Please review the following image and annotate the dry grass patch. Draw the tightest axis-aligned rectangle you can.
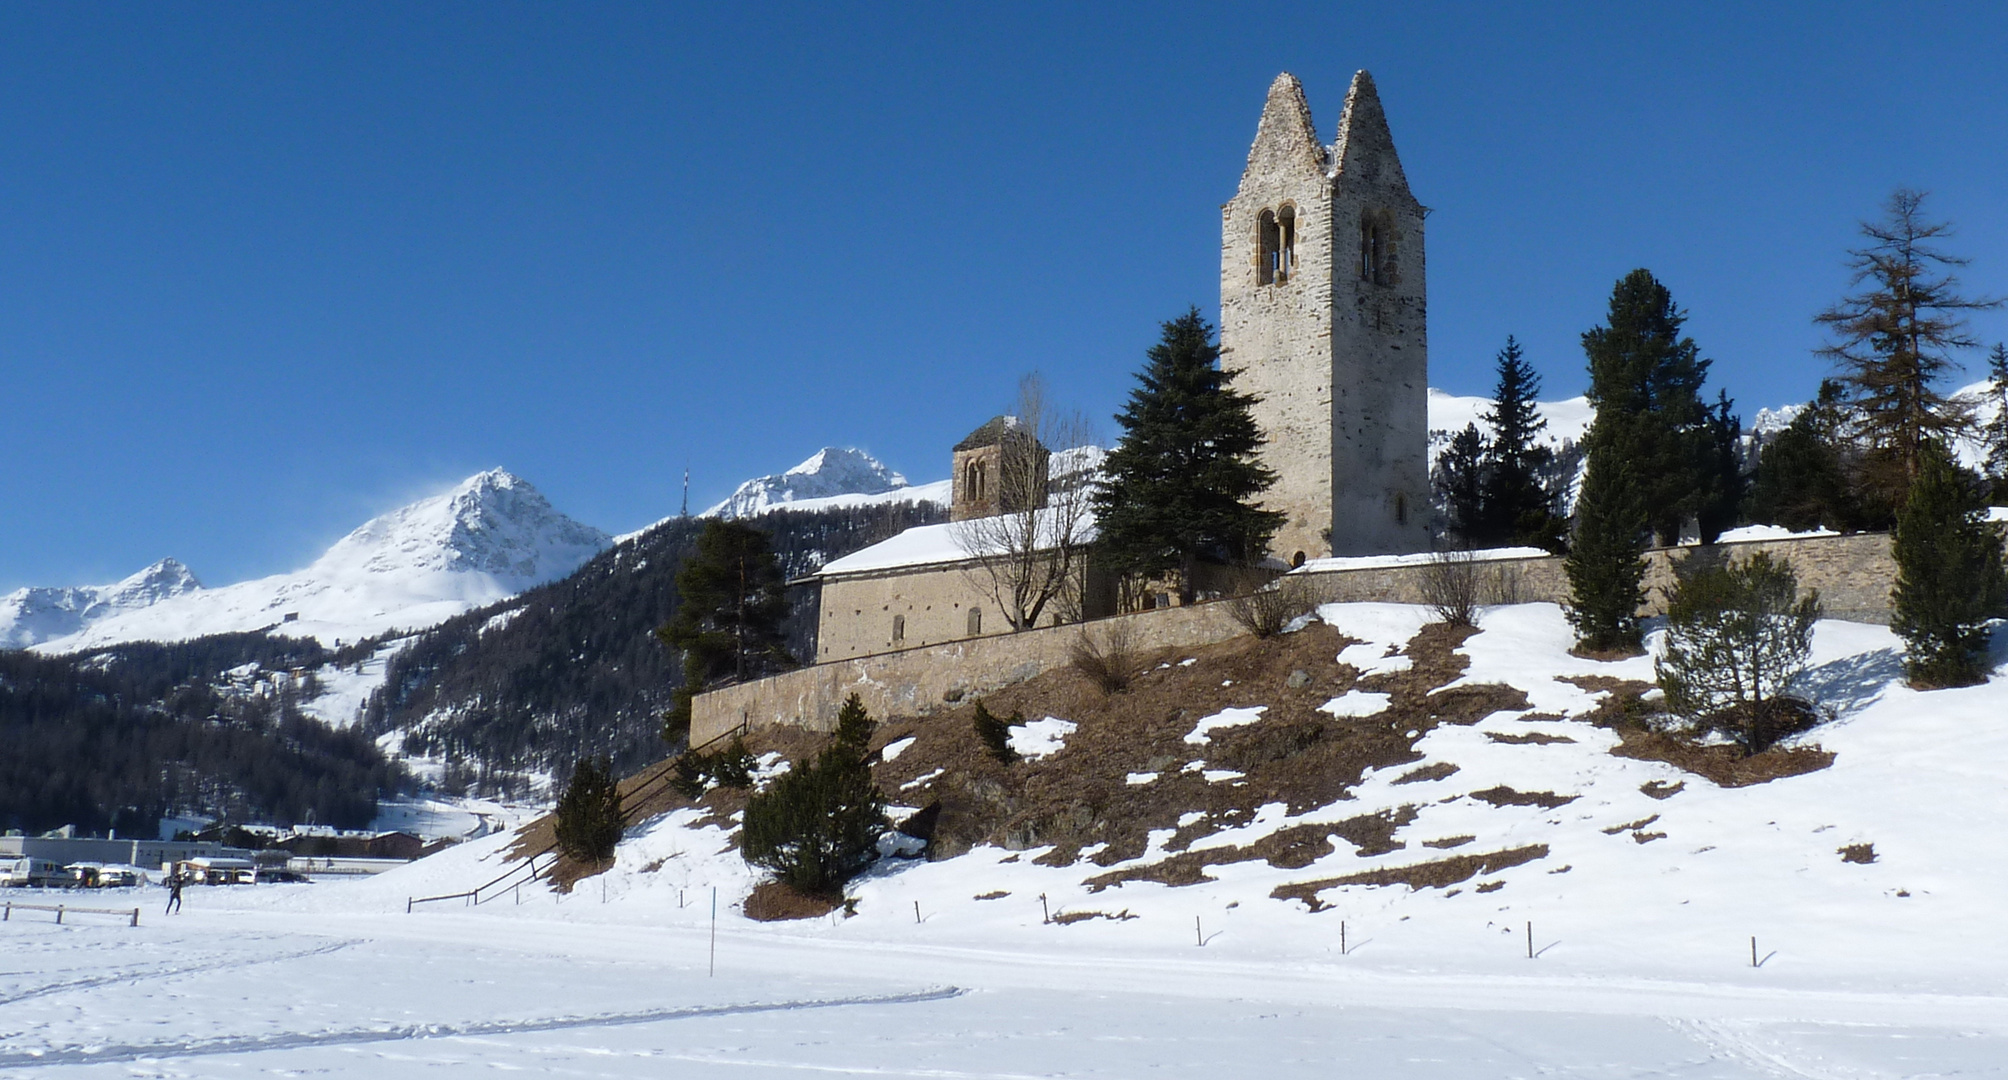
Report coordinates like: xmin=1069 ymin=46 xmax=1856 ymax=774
xmin=1422 ymin=834 xmax=1475 ymax=849
xmin=1485 ymin=730 xmax=1574 ymax=745
xmin=1468 ymin=785 xmax=1578 ymax=809
xmin=1083 ymin=808 xmax=1415 ymax=892
xmin=1052 ymin=909 xmax=1136 ymax=925
xmin=1272 ymin=844 xmax=1550 ymax=910
xmin=1610 ymin=729 xmax=1835 ymax=787
xmin=1640 ymin=780 xmax=1685 ymax=800
xmin=1392 ymin=762 xmax=1460 ymax=785
xmin=1838 ymin=842 xmax=1877 ymax=864
xmin=743 ymin=880 xmax=841 ymax=921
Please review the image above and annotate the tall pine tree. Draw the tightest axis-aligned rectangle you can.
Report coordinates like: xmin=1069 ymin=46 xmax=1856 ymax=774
xmin=1749 ymin=379 xmax=1871 ymax=532
xmin=1477 ymin=335 xmax=1559 ymax=547
xmin=1983 ymin=342 xmax=2008 ymax=502
xmin=1094 ymin=308 xmax=1284 ymax=604
xmin=1817 ymin=190 xmax=2002 ymax=511
xmin=654 ymin=519 xmax=795 ymax=742
xmin=1565 ymin=435 xmax=1651 ymax=655
xmin=1431 ymin=423 xmax=1489 ymax=545
xmin=1891 ymin=440 xmax=2007 ymax=688
xmin=1581 ymin=269 xmax=1717 ymax=546
xmin=1696 ymin=390 xmax=1746 ymax=544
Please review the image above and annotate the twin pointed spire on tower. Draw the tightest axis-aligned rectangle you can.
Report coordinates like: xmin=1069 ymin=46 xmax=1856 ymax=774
xmin=1242 ymin=69 xmax=1411 ymax=199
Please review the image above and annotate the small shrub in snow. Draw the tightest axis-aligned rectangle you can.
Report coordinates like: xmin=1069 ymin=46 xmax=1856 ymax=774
xmin=553 ymin=756 xmax=623 ymax=865
xmin=971 ymin=700 xmax=1023 ymax=764
xmin=668 ymin=736 xmax=756 ymax=800
xmin=1654 ymin=552 xmax=1821 ymax=754
xmin=1419 ymin=550 xmax=1481 ymax=628
xmin=1225 ymin=576 xmax=1315 ymax=638
xmin=1891 ymin=441 xmax=2007 ymax=689
xmin=741 ymin=702 xmax=887 ymax=899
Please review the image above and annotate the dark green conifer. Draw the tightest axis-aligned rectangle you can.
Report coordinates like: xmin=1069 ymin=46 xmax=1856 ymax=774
xmin=971 ymin=700 xmax=1023 ymax=764
xmin=1431 ymin=423 xmax=1489 ymax=545
xmin=740 ymin=704 xmax=888 ymax=898
xmin=1983 ymin=342 xmax=2008 ymax=502
xmin=1749 ymin=380 xmax=1873 ymax=532
xmin=1478 ymin=336 xmax=1559 ymax=546
xmin=1891 ymin=441 xmax=2007 ymax=688
xmin=832 ymin=693 xmax=875 ymax=756
xmin=655 ymin=519 xmax=795 ymax=741
xmin=1094 ymin=307 xmax=1284 ymax=604
xmin=553 ymin=756 xmax=623 ymax=864
xmin=1696 ymin=391 xmax=1746 ymax=544
xmin=1565 ymin=436 xmax=1650 ymax=655
xmin=1581 ymin=270 xmax=1716 ymax=546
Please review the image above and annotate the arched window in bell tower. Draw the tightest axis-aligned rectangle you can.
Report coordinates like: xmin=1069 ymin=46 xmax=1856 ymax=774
xmin=1360 ymin=210 xmax=1394 ymax=286
xmin=1257 ymin=209 xmax=1280 ymax=286
xmin=1276 ymin=204 xmax=1296 ymax=283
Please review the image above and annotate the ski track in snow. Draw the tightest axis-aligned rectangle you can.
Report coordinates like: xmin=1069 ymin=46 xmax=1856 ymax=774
xmin=0 ymin=986 xmax=964 ymax=1069
xmin=0 ymin=939 xmax=352 ymax=1006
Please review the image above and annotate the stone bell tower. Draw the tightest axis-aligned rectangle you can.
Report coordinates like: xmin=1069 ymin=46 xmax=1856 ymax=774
xmin=1220 ymin=70 xmax=1430 ymax=562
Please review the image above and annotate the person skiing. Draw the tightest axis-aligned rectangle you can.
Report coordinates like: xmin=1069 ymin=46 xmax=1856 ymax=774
xmin=164 ymin=870 xmax=184 ymax=915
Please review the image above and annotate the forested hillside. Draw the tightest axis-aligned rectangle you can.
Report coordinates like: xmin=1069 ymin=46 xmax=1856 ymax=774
xmin=360 ymin=501 xmax=946 ymax=789
xmin=0 ymin=644 xmax=405 ymax=836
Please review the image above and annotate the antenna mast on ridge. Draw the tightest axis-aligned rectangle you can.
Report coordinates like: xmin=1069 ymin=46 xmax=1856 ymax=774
xmin=680 ymin=468 xmax=690 ymax=518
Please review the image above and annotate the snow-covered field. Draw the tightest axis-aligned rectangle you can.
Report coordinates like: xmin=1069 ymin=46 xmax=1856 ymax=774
xmin=8 ymin=603 xmax=2008 ymax=1077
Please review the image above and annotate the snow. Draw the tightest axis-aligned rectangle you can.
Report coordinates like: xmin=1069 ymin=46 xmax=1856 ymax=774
xmin=10 ymin=602 xmax=2008 ymax=1075
xmin=1426 ymin=387 xmax=1593 ymax=450
xmin=0 ymin=558 xmax=201 ymax=649
xmin=1294 ymin=545 xmax=1550 ymax=575
xmin=1710 ymin=523 xmax=1842 ymax=543
xmin=296 ymin=638 xmax=411 ymax=728
xmin=1006 ymin=716 xmax=1076 ymax=761
xmin=1184 ymin=705 xmax=1267 ymax=744
xmin=699 ymin=447 xmax=939 ymax=520
xmin=817 ymin=504 xmax=1098 ymax=576
xmin=18 ymin=470 xmax=608 ymax=654
xmin=1318 ymin=690 xmax=1393 ymax=717
xmin=879 ymin=736 xmax=916 ymax=762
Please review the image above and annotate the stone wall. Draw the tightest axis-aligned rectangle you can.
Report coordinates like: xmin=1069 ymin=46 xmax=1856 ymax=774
xmin=694 ymin=531 xmax=1904 ymax=745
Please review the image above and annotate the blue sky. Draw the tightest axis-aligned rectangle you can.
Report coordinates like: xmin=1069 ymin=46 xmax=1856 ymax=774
xmin=6 ymin=3 xmax=2008 ymax=590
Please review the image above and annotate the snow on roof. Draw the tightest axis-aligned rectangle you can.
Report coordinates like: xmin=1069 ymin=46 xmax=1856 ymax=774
xmin=816 ymin=506 xmax=1097 ymax=578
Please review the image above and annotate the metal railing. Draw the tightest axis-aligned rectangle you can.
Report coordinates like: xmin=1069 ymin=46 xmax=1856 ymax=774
xmin=406 ymin=728 xmax=745 ymax=913
xmin=3 ymin=900 xmax=140 ymax=926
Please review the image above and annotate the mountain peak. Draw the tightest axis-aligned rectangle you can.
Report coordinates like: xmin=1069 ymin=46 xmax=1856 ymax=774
xmin=315 ymin=469 xmax=611 ymax=588
xmin=706 ymin=448 xmax=910 ymax=519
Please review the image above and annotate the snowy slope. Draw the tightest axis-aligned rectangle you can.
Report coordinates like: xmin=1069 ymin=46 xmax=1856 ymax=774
xmin=15 ymin=604 xmax=2007 ymax=1076
xmin=0 ymin=558 xmax=201 ymax=648
xmin=28 ymin=469 xmax=609 ymax=653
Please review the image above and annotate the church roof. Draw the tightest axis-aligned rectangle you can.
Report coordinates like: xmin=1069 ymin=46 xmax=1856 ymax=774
xmin=952 ymin=415 xmax=1041 ymax=452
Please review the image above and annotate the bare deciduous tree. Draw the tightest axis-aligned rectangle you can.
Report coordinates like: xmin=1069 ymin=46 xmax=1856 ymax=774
xmin=953 ymin=374 xmax=1097 ymax=631
xmin=1817 ymin=189 xmax=2002 ymax=510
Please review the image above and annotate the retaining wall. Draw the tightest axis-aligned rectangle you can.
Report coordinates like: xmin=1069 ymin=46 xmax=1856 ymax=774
xmin=691 ymin=531 xmax=1901 ymax=745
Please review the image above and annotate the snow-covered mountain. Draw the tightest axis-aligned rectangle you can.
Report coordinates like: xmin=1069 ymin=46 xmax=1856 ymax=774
xmin=0 ymin=558 xmax=203 ymax=649
xmin=703 ymin=447 xmax=930 ymax=519
xmin=1426 ymin=388 xmax=1593 ymax=454
xmin=15 ymin=469 xmax=609 ymax=654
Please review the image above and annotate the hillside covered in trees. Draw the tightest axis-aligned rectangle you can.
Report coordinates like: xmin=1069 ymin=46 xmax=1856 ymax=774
xmin=0 ymin=638 xmax=405 ymax=836
xmin=359 ymin=500 xmax=946 ymax=790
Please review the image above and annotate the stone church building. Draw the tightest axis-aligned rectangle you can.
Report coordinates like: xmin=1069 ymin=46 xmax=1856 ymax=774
xmin=806 ymin=70 xmax=1429 ymax=661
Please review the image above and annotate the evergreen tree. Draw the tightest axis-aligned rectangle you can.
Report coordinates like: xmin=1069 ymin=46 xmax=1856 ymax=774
xmin=1565 ymin=434 xmax=1651 ymax=654
xmin=1094 ymin=307 xmax=1284 ymax=603
xmin=1696 ymin=391 xmax=1746 ymax=544
xmin=1817 ymin=190 xmax=2002 ymax=511
xmin=1984 ymin=342 xmax=2008 ymax=502
xmin=1431 ymin=423 xmax=1489 ymax=545
xmin=654 ymin=519 xmax=795 ymax=741
xmin=971 ymin=700 xmax=1023 ymax=764
xmin=1655 ymin=552 xmax=1821 ymax=755
xmin=1748 ymin=380 xmax=1873 ymax=532
xmin=1891 ymin=441 xmax=2008 ymax=688
xmin=832 ymin=693 xmax=875 ymax=755
xmin=1581 ymin=269 xmax=1717 ymax=545
xmin=553 ymin=756 xmax=624 ymax=864
xmin=740 ymin=703 xmax=888 ymax=898
xmin=1478 ymin=336 xmax=1560 ymax=546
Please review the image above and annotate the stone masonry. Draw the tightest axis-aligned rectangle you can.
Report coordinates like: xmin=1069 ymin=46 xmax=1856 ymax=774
xmin=1222 ymin=71 xmax=1430 ymax=563
xmin=693 ymin=532 xmax=1913 ymax=746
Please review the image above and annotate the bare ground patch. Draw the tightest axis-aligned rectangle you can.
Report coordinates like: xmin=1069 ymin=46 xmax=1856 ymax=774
xmin=1271 ymin=844 xmax=1551 ymax=910
xmin=1468 ymin=786 xmax=1578 ymax=809
xmin=743 ymin=880 xmax=841 ymax=921
xmin=1082 ymin=808 xmax=1416 ymax=892
xmin=1610 ymin=729 xmax=1836 ymax=787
